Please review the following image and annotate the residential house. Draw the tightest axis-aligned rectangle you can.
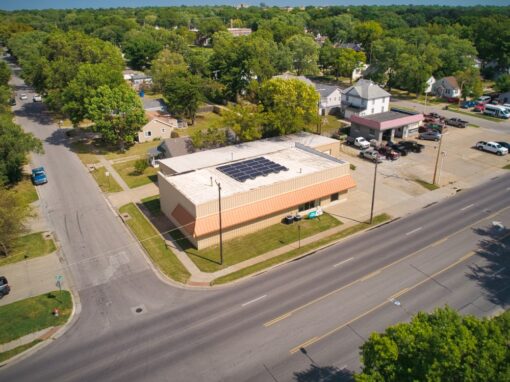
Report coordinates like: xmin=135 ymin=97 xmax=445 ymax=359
xmin=137 ymin=119 xmax=176 ymax=143
xmin=147 ymin=136 xmax=195 ymax=167
xmin=227 ymin=28 xmax=252 ymax=37
xmin=432 ymin=77 xmax=461 ymax=99
xmin=315 ymin=84 xmax=342 ymax=115
xmin=352 ymin=63 xmax=370 ymax=83
xmin=273 ymin=73 xmax=314 ymax=87
xmin=498 ymin=91 xmax=510 ymax=104
xmin=341 ymin=79 xmax=391 ymax=120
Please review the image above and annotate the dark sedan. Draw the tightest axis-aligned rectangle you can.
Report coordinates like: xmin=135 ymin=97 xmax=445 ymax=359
xmin=398 ymin=140 xmax=425 ymax=153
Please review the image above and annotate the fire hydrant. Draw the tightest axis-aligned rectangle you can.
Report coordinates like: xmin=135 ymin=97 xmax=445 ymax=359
xmin=53 ymin=308 xmax=60 ymax=317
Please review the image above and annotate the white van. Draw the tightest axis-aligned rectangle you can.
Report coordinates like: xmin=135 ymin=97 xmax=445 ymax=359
xmin=503 ymin=104 xmax=510 ymax=113
xmin=484 ymin=104 xmax=510 ymax=119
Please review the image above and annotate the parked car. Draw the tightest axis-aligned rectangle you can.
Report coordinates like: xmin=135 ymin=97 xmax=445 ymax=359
xmin=419 ymin=131 xmax=442 ymax=141
xmin=9 ymin=98 xmax=16 ymax=106
xmin=386 ymin=142 xmax=409 ymax=156
xmin=473 ymin=103 xmax=485 ymax=112
xmin=398 ymin=140 xmax=425 ymax=153
xmin=33 ymin=94 xmax=42 ymax=102
xmin=378 ymin=146 xmax=400 ymax=160
xmin=31 ymin=167 xmax=48 ymax=185
xmin=359 ymin=148 xmax=382 ymax=163
xmin=497 ymin=141 xmax=510 ymax=150
xmin=475 ymin=141 xmax=508 ymax=156
xmin=346 ymin=136 xmax=370 ymax=150
xmin=0 ymin=276 xmax=10 ymax=298
xmin=461 ymin=100 xmax=477 ymax=109
xmin=476 ymin=96 xmax=491 ymax=104
xmin=425 ymin=123 xmax=447 ymax=133
xmin=445 ymin=117 xmax=468 ymax=128
xmin=19 ymin=93 xmax=28 ymax=100
xmin=444 ymin=97 xmax=460 ymax=103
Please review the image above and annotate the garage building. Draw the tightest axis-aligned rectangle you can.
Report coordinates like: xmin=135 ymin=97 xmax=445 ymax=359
xmin=157 ymin=134 xmax=355 ymax=249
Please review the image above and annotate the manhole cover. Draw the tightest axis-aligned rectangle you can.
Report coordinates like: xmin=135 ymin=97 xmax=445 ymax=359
xmin=131 ymin=305 xmax=146 ymax=315
xmin=135 ymin=307 xmax=143 ymax=313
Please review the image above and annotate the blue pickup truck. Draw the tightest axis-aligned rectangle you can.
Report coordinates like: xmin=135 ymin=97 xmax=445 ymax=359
xmin=31 ymin=167 xmax=48 ymax=185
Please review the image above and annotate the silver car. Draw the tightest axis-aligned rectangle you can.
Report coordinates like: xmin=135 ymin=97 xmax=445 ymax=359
xmin=419 ymin=131 xmax=441 ymax=141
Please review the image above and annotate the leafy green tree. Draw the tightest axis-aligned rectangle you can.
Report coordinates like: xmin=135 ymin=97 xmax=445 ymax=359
xmin=356 ymin=307 xmax=510 ymax=382
xmin=191 ymin=127 xmax=228 ymax=150
xmin=0 ymin=188 xmax=32 ymax=257
xmin=0 ymin=115 xmax=43 ymax=185
xmin=62 ymin=63 xmax=124 ymax=126
xmin=163 ymin=72 xmax=203 ymax=125
xmin=455 ymin=67 xmax=483 ymax=100
xmin=286 ymin=35 xmax=320 ymax=76
xmin=495 ymin=74 xmax=510 ymax=93
xmin=432 ymin=34 xmax=478 ymax=78
xmin=371 ymin=37 xmax=407 ymax=89
xmin=334 ymin=49 xmax=366 ymax=83
xmin=319 ymin=41 xmax=339 ymax=73
xmin=258 ymin=78 xmax=319 ymax=137
xmin=150 ymin=49 xmax=188 ymax=92
xmin=0 ymin=62 xmax=11 ymax=86
xmin=221 ymin=102 xmax=264 ymax=142
xmin=186 ymin=48 xmax=213 ymax=77
xmin=85 ymin=84 xmax=147 ymax=150
xmin=354 ymin=21 xmax=384 ymax=60
xmin=122 ymin=29 xmax=163 ymax=70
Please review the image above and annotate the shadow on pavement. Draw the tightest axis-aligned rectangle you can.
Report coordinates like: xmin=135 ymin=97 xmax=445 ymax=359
xmin=293 ymin=364 xmax=354 ymax=382
xmin=14 ymin=101 xmax=54 ymax=126
xmin=468 ymin=224 xmax=510 ymax=307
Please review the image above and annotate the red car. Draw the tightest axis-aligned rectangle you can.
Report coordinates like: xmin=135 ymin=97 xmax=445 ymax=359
xmin=473 ymin=103 xmax=485 ymax=112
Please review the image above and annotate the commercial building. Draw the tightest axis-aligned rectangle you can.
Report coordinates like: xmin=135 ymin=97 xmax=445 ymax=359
xmin=157 ymin=133 xmax=355 ymax=249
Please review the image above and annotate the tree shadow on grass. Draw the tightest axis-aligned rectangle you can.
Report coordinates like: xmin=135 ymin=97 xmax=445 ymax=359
xmin=294 ymin=364 xmax=354 ymax=382
xmin=467 ymin=225 xmax=510 ymax=307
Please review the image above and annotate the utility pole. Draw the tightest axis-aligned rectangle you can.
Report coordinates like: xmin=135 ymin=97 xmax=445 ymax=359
xmin=298 ymin=223 xmax=301 ymax=248
xmin=215 ymin=180 xmax=223 ymax=265
xmin=432 ymin=134 xmax=445 ymax=186
xmin=369 ymin=160 xmax=378 ymax=224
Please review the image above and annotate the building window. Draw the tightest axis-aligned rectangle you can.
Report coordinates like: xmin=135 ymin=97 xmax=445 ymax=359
xmin=330 ymin=193 xmax=339 ymax=202
xmin=368 ymin=128 xmax=375 ymax=137
xmin=298 ymin=200 xmax=317 ymax=212
xmin=144 ymin=131 xmax=152 ymax=137
xmin=162 ymin=128 xmax=166 ymax=133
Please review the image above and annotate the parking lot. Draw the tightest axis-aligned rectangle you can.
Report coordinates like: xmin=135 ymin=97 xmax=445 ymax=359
xmin=326 ymin=125 xmax=510 ymax=222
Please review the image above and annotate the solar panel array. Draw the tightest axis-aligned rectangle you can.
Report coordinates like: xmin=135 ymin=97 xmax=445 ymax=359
xmin=217 ymin=157 xmax=288 ymax=182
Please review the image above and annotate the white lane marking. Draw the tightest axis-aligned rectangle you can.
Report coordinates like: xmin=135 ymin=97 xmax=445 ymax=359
xmin=242 ymin=295 xmax=267 ymax=307
xmin=405 ymin=227 xmax=422 ymax=236
xmin=333 ymin=257 xmax=354 ymax=268
xmin=461 ymin=203 xmax=474 ymax=211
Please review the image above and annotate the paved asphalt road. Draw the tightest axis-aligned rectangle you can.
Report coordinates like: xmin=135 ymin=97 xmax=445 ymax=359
xmin=2 ymin=62 xmax=509 ymax=381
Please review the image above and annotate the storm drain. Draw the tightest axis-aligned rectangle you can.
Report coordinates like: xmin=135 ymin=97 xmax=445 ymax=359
xmin=121 ymin=213 xmax=131 ymax=222
xmin=131 ymin=304 xmax=147 ymax=315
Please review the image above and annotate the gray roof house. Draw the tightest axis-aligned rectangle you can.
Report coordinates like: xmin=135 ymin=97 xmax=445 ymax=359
xmin=315 ymin=83 xmax=342 ymax=115
xmin=341 ymin=79 xmax=391 ymax=120
xmin=147 ymin=137 xmax=195 ymax=167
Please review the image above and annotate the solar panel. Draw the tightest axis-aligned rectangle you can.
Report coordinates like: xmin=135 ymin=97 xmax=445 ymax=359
xmin=217 ymin=157 xmax=288 ymax=182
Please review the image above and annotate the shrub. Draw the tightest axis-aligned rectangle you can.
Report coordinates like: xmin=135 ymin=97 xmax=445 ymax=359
xmin=134 ymin=159 xmax=148 ymax=174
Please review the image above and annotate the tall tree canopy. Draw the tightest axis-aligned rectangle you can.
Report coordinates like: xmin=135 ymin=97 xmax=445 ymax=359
xmin=356 ymin=307 xmax=510 ymax=382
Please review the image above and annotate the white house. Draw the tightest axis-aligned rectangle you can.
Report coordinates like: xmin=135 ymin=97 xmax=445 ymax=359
xmin=432 ymin=77 xmax=461 ymax=98
xmin=315 ymin=84 xmax=342 ymax=115
xmin=341 ymin=79 xmax=391 ymax=120
xmin=424 ymin=76 xmax=436 ymax=94
xmin=352 ymin=63 xmax=369 ymax=83
xmin=137 ymin=119 xmax=176 ymax=143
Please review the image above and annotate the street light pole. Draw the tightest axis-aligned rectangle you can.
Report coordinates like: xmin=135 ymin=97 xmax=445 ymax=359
xmin=298 ymin=223 xmax=301 ymax=248
xmin=215 ymin=180 xmax=223 ymax=265
xmin=432 ymin=134 xmax=445 ymax=186
xmin=438 ymin=151 xmax=447 ymax=186
xmin=370 ymin=160 xmax=378 ymax=224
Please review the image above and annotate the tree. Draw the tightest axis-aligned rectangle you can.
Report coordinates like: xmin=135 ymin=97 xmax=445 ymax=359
xmin=495 ymin=74 xmax=510 ymax=93
xmin=354 ymin=21 xmax=384 ymax=60
xmin=122 ymin=29 xmax=163 ymax=70
xmin=432 ymin=34 xmax=478 ymax=78
xmin=455 ymin=67 xmax=483 ymax=100
xmin=150 ymin=49 xmax=188 ymax=92
xmin=85 ymin=84 xmax=147 ymax=150
xmin=258 ymin=78 xmax=320 ymax=137
xmin=0 ymin=61 xmax=10 ymax=86
xmin=221 ymin=102 xmax=264 ymax=142
xmin=191 ymin=127 xmax=228 ymax=150
xmin=62 ymin=63 xmax=124 ymax=126
xmin=0 ymin=188 xmax=32 ymax=257
xmin=0 ymin=115 xmax=43 ymax=185
xmin=334 ymin=49 xmax=366 ymax=83
xmin=163 ymin=72 xmax=203 ymax=125
xmin=286 ymin=35 xmax=320 ymax=76
xmin=356 ymin=307 xmax=510 ymax=382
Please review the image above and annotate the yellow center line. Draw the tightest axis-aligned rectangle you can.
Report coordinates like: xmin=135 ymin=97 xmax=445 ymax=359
xmin=289 ymin=250 xmax=477 ymax=354
xmin=264 ymin=205 xmax=510 ymax=329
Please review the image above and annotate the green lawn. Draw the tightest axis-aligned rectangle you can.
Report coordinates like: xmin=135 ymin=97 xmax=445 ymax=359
xmin=0 ymin=291 xmax=72 ymax=344
xmin=213 ymin=214 xmax=391 ymax=285
xmin=179 ymin=112 xmax=222 ymax=136
xmin=8 ymin=177 xmax=38 ymax=206
xmin=0 ymin=232 xmax=56 ymax=267
xmin=70 ymin=139 xmax=160 ymax=165
xmin=141 ymin=195 xmax=161 ymax=216
xmin=187 ymin=213 xmax=342 ymax=273
xmin=503 ymin=164 xmax=510 ymax=170
xmin=105 ymin=141 xmax=160 ymax=160
xmin=69 ymin=140 xmax=103 ymax=165
xmin=91 ymin=167 xmax=123 ymax=193
xmin=0 ymin=340 xmax=41 ymax=363
xmin=113 ymin=160 xmax=158 ymax=189
xmin=119 ymin=203 xmax=190 ymax=283
xmin=414 ymin=179 xmax=440 ymax=191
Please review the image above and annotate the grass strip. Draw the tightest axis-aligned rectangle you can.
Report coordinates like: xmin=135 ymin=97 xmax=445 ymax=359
xmin=0 ymin=291 xmax=72 ymax=344
xmin=187 ymin=213 xmax=342 ymax=273
xmin=448 ymin=107 xmax=504 ymax=123
xmin=503 ymin=164 xmax=510 ymax=170
xmin=212 ymin=214 xmax=391 ymax=285
xmin=141 ymin=195 xmax=161 ymax=216
xmin=0 ymin=232 xmax=56 ymax=267
xmin=91 ymin=167 xmax=123 ymax=193
xmin=414 ymin=179 xmax=440 ymax=191
xmin=8 ymin=177 xmax=38 ymax=206
xmin=119 ymin=203 xmax=190 ymax=283
xmin=0 ymin=340 xmax=42 ymax=363
xmin=113 ymin=160 xmax=158 ymax=189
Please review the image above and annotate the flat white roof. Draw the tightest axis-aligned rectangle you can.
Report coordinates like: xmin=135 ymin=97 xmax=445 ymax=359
xmin=161 ymin=145 xmax=346 ymax=205
xmin=158 ymin=132 xmax=339 ymax=174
